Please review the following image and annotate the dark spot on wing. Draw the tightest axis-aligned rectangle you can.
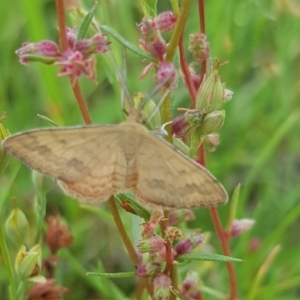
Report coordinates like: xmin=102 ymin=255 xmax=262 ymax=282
xmin=67 ymin=158 xmax=84 ymax=170
xmin=35 ymin=145 xmax=52 ymax=156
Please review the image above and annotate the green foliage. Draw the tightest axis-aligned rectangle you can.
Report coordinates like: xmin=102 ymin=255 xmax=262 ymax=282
xmin=0 ymin=0 xmax=300 ymax=299
xmin=177 ymin=253 xmax=243 ymax=263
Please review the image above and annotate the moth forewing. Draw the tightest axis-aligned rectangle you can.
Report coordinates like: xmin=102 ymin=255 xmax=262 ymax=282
xmin=2 ymin=111 xmax=228 ymax=209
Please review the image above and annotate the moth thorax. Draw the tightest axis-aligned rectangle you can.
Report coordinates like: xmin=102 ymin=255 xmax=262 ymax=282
xmin=127 ymin=109 xmax=143 ymax=123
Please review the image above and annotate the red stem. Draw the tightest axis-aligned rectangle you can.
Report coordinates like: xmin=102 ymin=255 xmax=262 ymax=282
xmin=56 ymin=0 xmax=92 ymax=125
xmin=209 ymin=208 xmax=237 ymax=300
xmin=179 ymin=35 xmax=196 ymax=106
xmin=196 ymin=0 xmax=238 ymax=298
xmin=56 ymin=0 xmax=68 ymax=52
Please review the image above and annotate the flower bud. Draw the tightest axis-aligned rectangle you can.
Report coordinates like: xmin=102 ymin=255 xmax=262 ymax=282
xmin=175 ymin=234 xmax=204 ymax=256
xmin=141 ymin=211 xmax=163 ymax=239
xmin=0 ymin=123 xmax=10 ymax=174
xmin=205 ymin=133 xmax=220 ymax=152
xmin=15 ymin=244 xmax=42 ymax=280
xmin=56 ymin=49 xmax=96 ymax=86
xmin=136 ymin=262 xmax=162 ymax=277
xmin=230 ymin=219 xmax=255 ymax=238
xmin=46 ymin=215 xmax=73 ymax=254
xmin=199 ymin=110 xmax=225 ymax=135
xmin=137 ymin=236 xmax=165 ymax=254
xmin=153 ymin=274 xmax=171 ymax=300
xmin=224 ymin=89 xmax=234 ymax=102
xmin=139 ymin=19 xmax=167 ymax=61
xmin=66 ymin=27 xmax=77 ymax=49
xmin=189 ymin=33 xmax=210 ymax=62
xmin=172 ymin=114 xmax=189 ymax=138
xmin=196 ymin=70 xmax=225 ymax=113
xmin=27 ymin=279 xmax=68 ymax=300
xmin=138 ymin=18 xmax=157 ymax=35
xmin=75 ymin=34 xmax=110 ymax=57
xmin=156 ymin=247 xmax=176 ymax=262
xmin=172 ymin=109 xmax=204 ymax=138
xmin=168 ymin=210 xmax=195 ymax=226
xmin=181 ymin=271 xmax=201 ymax=299
xmin=164 ymin=226 xmax=183 ymax=243
xmin=15 ymin=41 xmax=60 ymax=65
xmin=249 ymin=238 xmax=261 ymax=253
xmin=154 ymin=62 xmax=177 ymax=90
xmin=155 ymin=11 xmax=176 ymax=32
xmin=5 ymin=206 xmax=29 ymax=245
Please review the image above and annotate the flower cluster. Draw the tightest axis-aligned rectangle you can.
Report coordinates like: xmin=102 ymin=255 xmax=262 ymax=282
xmin=138 ymin=12 xmax=177 ymax=91
xmin=136 ymin=210 xmax=205 ymax=300
xmin=15 ymin=28 xmax=109 ymax=86
xmin=171 ymin=64 xmax=233 ymax=157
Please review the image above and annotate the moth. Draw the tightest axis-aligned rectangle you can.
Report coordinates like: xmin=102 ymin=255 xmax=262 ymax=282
xmin=2 ymin=109 xmax=228 ymax=209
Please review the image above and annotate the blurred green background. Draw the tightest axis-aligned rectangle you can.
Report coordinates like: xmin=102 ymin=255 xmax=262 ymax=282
xmin=1 ymin=0 xmax=300 ymax=299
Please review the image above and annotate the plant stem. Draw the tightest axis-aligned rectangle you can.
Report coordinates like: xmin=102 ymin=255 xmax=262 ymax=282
xmin=179 ymin=34 xmax=196 ymax=105
xmin=107 ymin=197 xmax=153 ymax=297
xmin=0 ymin=214 xmax=17 ymax=300
xmin=209 ymin=208 xmax=237 ymax=300
xmin=35 ymin=191 xmax=47 ymax=243
xmin=56 ymin=0 xmax=68 ymax=51
xmin=166 ymin=0 xmax=192 ymax=62
xmin=56 ymin=0 xmax=92 ymax=125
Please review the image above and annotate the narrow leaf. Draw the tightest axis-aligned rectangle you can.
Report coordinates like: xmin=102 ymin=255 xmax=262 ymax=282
xmin=77 ymin=2 xmax=98 ymax=40
xmin=177 ymin=253 xmax=243 ymax=263
xmin=86 ymin=271 xmax=135 ymax=278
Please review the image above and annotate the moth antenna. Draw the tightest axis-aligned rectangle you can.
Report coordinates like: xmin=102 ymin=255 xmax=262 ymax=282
xmin=122 ymin=108 xmax=129 ymax=117
xmin=138 ymin=76 xmax=172 ymax=110
xmin=144 ymin=89 xmax=170 ymax=124
xmin=107 ymin=50 xmax=134 ymax=109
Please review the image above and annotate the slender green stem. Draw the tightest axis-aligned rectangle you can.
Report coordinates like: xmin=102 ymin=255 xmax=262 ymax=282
xmin=166 ymin=0 xmax=192 ymax=62
xmin=0 ymin=214 xmax=17 ymax=300
xmin=35 ymin=191 xmax=47 ymax=243
xmin=162 ymin=0 xmax=192 ymax=127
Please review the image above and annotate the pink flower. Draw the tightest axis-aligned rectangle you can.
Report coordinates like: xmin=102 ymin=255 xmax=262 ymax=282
xmin=181 ymin=271 xmax=203 ymax=300
xmin=15 ymin=28 xmax=109 ymax=84
xmin=139 ymin=19 xmax=167 ymax=61
xmin=189 ymin=33 xmax=210 ymax=62
xmin=153 ymin=274 xmax=171 ymax=300
xmin=56 ymin=49 xmax=96 ymax=86
xmin=15 ymin=41 xmax=60 ymax=65
xmin=27 ymin=279 xmax=68 ymax=300
xmin=136 ymin=262 xmax=162 ymax=277
xmin=154 ymin=62 xmax=177 ymax=90
xmin=230 ymin=219 xmax=255 ymax=238
xmin=137 ymin=236 xmax=165 ymax=254
xmin=141 ymin=211 xmax=163 ymax=239
xmin=75 ymin=34 xmax=110 ymax=57
xmin=175 ymin=234 xmax=204 ymax=256
xmin=155 ymin=12 xmax=177 ymax=32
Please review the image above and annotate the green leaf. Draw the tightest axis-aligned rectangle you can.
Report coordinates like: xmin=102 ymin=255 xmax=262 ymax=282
xmin=77 ymin=2 xmax=98 ymax=40
xmin=225 ymin=183 xmax=241 ymax=232
xmin=86 ymin=271 xmax=135 ymax=278
xmin=115 ymin=193 xmax=151 ymax=220
xmin=188 ymin=127 xmax=204 ymax=158
xmin=141 ymin=0 xmax=157 ymax=16
xmin=177 ymin=253 xmax=243 ymax=263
